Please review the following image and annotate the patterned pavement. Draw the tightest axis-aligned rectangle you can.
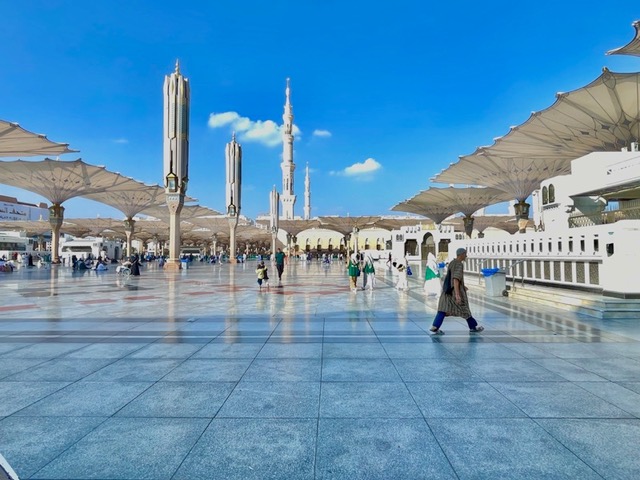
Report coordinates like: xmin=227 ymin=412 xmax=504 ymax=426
xmin=1 ymin=259 xmax=639 ymax=479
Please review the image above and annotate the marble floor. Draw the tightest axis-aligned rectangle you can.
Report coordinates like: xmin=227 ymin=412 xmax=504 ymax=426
xmin=0 ymin=260 xmax=639 ymax=479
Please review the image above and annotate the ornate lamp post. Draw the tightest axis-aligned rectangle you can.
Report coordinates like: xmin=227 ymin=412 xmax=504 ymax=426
xmin=270 ymin=185 xmax=279 ymax=258
xmin=226 ymin=133 xmax=242 ymax=263
xmin=123 ymin=218 xmax=135 ymax=258
xmin=514 ymin=200 xmax=531 ymax=233
xmin=48 ymin=204 xmax=64 ymax=264
xmin=352 ymin=227 xmax=360 ymax=256
xmin=462 ymin=215 xmax=475 ymax=238
xmin=163 ymin=60 xmax=190 ymax=271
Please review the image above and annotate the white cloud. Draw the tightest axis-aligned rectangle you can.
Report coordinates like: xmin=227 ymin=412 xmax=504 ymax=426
xmin=344 ymin=158 xmax=382 ymax=176
xmin=208 ymin=111 xmax=240 ymax=127
xmin=329 ymin=158 xmax=382 ymax=179
xmin=208 ymin=111 xmax=301 ymax=147
xmin=113 ymin=138 xmax=129 ymax=144
xmin=312 ymin=129 xmax=331 ymax=138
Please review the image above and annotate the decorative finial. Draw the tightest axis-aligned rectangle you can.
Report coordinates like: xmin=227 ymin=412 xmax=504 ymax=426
xmin=175 ymin=59 xmax=180 ymax=74
xmin=232 ymin=131 xmax=236 ymax=142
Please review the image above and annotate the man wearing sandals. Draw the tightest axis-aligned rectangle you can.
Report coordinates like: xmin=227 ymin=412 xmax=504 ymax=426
xmin=430 ymin=247 xmax=484 ymax=335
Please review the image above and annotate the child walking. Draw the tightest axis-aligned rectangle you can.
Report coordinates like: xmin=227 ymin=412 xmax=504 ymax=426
xmin=256 ymin=261 xmax=269 ymax=290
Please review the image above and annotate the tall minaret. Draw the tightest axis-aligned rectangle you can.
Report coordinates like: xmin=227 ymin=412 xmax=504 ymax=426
xmin=280 ymin=78 xmax=296 ymax=219
xmin=163 ymin=59 xmax=190 ymax=271
xmin=304 ymin=162 xmax=311 ymax=220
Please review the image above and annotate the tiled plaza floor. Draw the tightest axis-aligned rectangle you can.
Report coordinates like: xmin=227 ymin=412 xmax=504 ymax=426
xmin=1 ymin=259 xmax=639 ymax=479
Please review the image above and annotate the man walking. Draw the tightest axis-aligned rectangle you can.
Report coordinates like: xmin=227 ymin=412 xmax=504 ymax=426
xmin=430 ymin=248 xmax=484 ymax=335
xmin=275 ymin=248 xmax=286 ymax=283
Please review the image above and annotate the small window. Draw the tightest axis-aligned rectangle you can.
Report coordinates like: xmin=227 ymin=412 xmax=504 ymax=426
xmin=542 ymin=186 xmax=549 ymax=205
xmin=568 ymin=240 xmax=573 ymax=253
xmin=594 ymin=239 xmax=599 ymax=252
xmin=558 ymin=241 xmax=562 ymax=252
xmin=606 ymin=243 xmax=614 ymax=256
xmin=549 ymin=184 xmax=556 ymax=203
xmin=580 ymin=239 xmax=585 ymax=252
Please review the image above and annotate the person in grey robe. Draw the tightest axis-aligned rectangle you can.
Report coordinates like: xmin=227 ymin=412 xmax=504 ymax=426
xmin=430 ymin=248 xmax=484 ymax=335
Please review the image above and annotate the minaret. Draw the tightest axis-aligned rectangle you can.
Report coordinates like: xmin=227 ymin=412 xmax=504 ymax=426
xmin=304 ymin=162 xmax=311 ymax=220
xmin=280 ymin=78 xmax=296 ymax=219
xmin=163 ymin=59 xmax=190 ymax=271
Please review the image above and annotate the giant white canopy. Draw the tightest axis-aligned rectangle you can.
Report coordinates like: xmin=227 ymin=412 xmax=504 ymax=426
xmin=432 ymin=70 xmax=640 ymax=201
xmin=0 ymin=120 xmax=75 ymax=158
xmin=607 ymin=20 xmax=640 ymax=57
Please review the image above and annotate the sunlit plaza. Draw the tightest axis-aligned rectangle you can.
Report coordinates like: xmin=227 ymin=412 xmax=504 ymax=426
xmin=1 ymin=260 xmax=640 ymax=479
xmin=3 ymin=7 xmax=640 ymax=479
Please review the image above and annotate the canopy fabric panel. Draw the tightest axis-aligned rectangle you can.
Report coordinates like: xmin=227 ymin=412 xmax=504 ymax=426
xmin=317 ymin=216 xmax=381 ymax=235
xmin=0 ymin=220 xmax=54 ymax=235
xmin=607 ymin=20 xmax=640 ymax=57
xmin=83 ymin=184 xmax=169 ymax=219
xmin=432 ymin=155 xmax=571 ymax=201
xmin=390 ymin=200 xmax=458 ymax=224
xmin=275 ymin=219 xmax=320 ymax=237
xmin=0 ymin=120 xmax=75 ymax=158
xmin=64 ymin=218 xmax=128 ymax=237
xmin=373 ymin=218 xmax=433 ymax=231
xmin=0 ymin=159 xmax=141 ymax=205
xmin=432 ymin=70 xmax=640 ymax=200
xmin=140 ymin=204 xmax=220 ymax=221
xmin=398 ymin=186 xmax=514 ymax=217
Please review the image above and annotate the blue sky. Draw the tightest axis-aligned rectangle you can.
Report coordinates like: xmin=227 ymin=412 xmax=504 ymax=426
xmin=1 ymin=1 xmax=638 ymax=220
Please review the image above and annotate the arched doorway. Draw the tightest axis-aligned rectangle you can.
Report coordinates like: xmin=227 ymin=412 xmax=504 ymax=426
xmin=421 ymin=233 xmax=435 ymax=261
xmin=404 ymin=239 xmax=418 ymax=257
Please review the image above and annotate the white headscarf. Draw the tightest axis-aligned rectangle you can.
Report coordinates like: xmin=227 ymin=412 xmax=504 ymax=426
xmin=427 ymin=252 xmax=438 ymax=272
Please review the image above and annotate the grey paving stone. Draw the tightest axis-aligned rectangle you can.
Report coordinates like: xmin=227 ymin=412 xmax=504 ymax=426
xmin=443 ymin=343 xmax=526 ymax=360
xmin=173 ymin=419 xmax=316 ymax=480
xmin=191 ymin=343 xmax=263 ymax=358
xmin=82 ymin=358 xmax=183 ymax=382
xmin=562 ymin=356 xmax=640 ymax=382
xmin=407 ymin=381 xmax=526 ymax=418
xmin=0 ymin=343 xmax=33 ymax=355
xmin=316 ymin=418 xmax=456 ymax=479
xmin=530 ymin=357 xmax=609 ymax=381
xmin=117 ymin=381 xmax=234 ymax=417
xmin=392 ymin=358 xmax=483 ymax=382
xmin=33 ymin=417 xmax=209 ymax=479
xmin=0 ymin=357 xmax=47 ymax=380
xmin=429 ymin=418 xmax=602 ymax=479
xmin=0 ymin=416 xmax=105 ymax=478
xmin=257 ymin=342 xmax=323 ymax=358
xmin=575 ymin=381 xmax=640 ymax=417
xmin=322 ymin=358 xmax=401 ymax=382
xmin=381 ymin=343 xmax=455 ymax=359
xmin=537 ymin=418 xmax=640 ymax=480
xmin=218 ymin=381 xmax=320 ymax=418
xmin=242 ymin=358 xmax=321 ymax=382
xmin=322 ymin=343 xmax=388 ymax=358
xmin=162 ymin=358 xmax=251 ymax=382
xmin=14 ymin=381 xmax=152 ymax=417
xmin=0 ymin=343 xmax=88 ymax=359
xmin=621 ymin=381 xmax=640 ymax=394
xmin=320 ymin=382 xmax=422 ymax=418
xmin=4 ymin=358 xmax=112 ymax=382
xmin=492 ymin=382 xmax=634 ymax=418
xmin=468 ymin=358 xmax=566 ymax=382
xmin=62 ymin=342 xmax=148 ymax=358
xmin=0 ymin=381 xmax=70 ymax=416
xmin=125 ymin=342 xmax=204 ymax=359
